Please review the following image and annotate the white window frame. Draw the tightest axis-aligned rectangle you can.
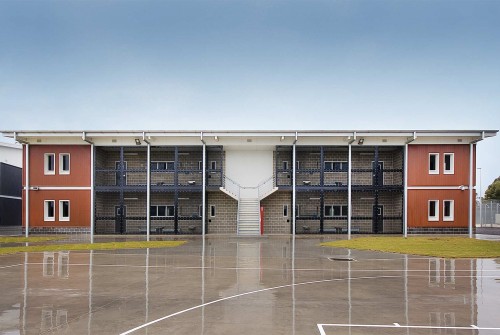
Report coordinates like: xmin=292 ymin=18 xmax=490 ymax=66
xmin=44 ymin=200 xmax=55 ymax=221
xmin=151 ymin=205 xmax=175 ymax=217
xmin=324 ymin=161 xmax=334 ymax=170
xmin=198 ymin=161 xmax=203 ymax=170
xmin=282 ymin=161 xmax=289 ymax=170
xmin=166 ymin=205 xmax=175 ymax=217
xmin=429 ymin=153 xmax=439 ymax=175
xmin=443 ymin=200 xmax=454 ymax=221
xmin=59 ymin=200 xmax=70 ymax=221
xmin=443 ymin=153 xmax=454 ymax=174
xmin=59 ymin=153 xmax=70 ymax=175
xmin=283 ymin=204 xmax=288 ymax=217
xmin=44 ymin=153 xmax=56 ymax=175
xmin=428 ymin=200 xmax=439 ymax=221
xmin=210 ymin=205 xmax=216 ymax=217
xmin=199 ymin=204 xmax=203 ymax=217
xmin=296 ymin=161 xmax=300 ymax=170
xmin=210 ymin=161 xmax=217 ymax=170
xmin=325 ymin=205 xmax=348 ymax=217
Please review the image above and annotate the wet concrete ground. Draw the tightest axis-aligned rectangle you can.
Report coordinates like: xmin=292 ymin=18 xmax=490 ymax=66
xmin=0 ymin=235 xmax=500 ymax=335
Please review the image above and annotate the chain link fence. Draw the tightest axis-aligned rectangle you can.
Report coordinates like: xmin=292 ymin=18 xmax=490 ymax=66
xmin=476 ymin=199 xmax=500 ymax=227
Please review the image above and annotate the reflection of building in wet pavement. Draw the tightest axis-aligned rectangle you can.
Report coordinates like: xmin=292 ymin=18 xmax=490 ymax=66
xmin=1 ymin=238 xmax=499 ymax=334
xmin=407 ymin=258 xmax=477 ymax=332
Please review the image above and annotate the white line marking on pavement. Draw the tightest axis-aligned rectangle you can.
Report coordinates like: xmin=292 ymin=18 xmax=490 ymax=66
xmin=120 ymin=275 xmax=403 ymax=334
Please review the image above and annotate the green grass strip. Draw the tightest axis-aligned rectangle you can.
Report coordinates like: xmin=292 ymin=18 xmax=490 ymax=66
xmin=0 ymin=236 xmax=63 ymax=243
xmin=320 ymin=236 xmax=500 ymax=258
xmin=0 ymin=240 xmax=187 ymax=255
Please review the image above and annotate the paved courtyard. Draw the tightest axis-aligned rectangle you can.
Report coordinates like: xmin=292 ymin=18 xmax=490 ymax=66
xmin=1 ymin=235 xmax=500 ymax=334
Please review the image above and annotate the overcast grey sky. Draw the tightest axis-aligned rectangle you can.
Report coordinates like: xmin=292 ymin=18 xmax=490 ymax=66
xmin=0 ymin=0 xmax=498 ymax=191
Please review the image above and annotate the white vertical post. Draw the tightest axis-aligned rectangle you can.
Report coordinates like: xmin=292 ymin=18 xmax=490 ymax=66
xmin=348 ymin=143 xmax=352 ymax=240
xmin=469 ymin=143 xmax=474 ymax=238
xmin=25 ymin=144 xmax=29 ymax=238
xmin=292 ymin=140 xmax=296 ymax=235
xmin=90 ymin=143 xmax=94 ymax=243
xmin=146 ymin=143 xmax=151 ymax=241
xmin=404 ymin=143 xmax=408 ymax=238
xmin=202 ymin=142 xmax=206 ymax=236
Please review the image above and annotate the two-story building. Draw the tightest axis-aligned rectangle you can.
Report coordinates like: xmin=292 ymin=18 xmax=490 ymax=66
xmin=2 ymin=130 xmax=496 ymax=237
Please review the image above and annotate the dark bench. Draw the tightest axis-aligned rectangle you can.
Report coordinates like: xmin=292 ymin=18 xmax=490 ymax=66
xmin=320 ymin=227 xmax=361 ymax=234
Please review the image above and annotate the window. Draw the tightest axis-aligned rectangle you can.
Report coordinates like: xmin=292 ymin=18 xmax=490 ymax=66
xmin=44 ymin=153 xmax=55 ymax=175
xmin=44 ymin=200 xmax=55 ymax=221
xmin=428 ymin=200 xmax=439 ymax=221
xmin=443 ymin=153 xmax=454 ymax=174
xmin=296 ymin=161 xmax=300 ymax=170
xmin=429 ymin=153 xmax=439 ymax=174
xmin=58 ymin=154 xmax=70 ymax=174
xmin=283 ymin=205 xmax=288 ymax=217
xmin=198 ymin=161 xmax=203 ymax=170
xmin=210 ymin=205 xmax=216 ymax=217
xmin=210 ymin=161 xmax=217 ymax=170
xmin=151 ymin=162 xmax=174 ymax=170
xmin=282 ymin=161 xmax=289 ymax=170
xmin=59 ymin=200 xmax=70 ymax=221
xmin=150 ymin=205 xmax=175 ymax=217
xmin=324 ymin=205 xmax=348 ymax=217
xmin=325 ymin=161 xmax=347 ymax=171
xmin=443 ymin=200 xmax=454 ymax=221
xmin=295 ymin=205 xmax=300 ymax=217
xmin=199 ymin=205 xmax=203 ymax=217
xmin=150 ymin=206 xmax=157 ymax=217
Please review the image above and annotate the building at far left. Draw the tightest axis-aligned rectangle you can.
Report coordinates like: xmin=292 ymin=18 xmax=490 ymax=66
xmin=0 ymin=141 xmax=23 ymax=234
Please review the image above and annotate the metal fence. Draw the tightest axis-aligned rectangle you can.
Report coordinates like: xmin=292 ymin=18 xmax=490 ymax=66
xmin=476 ymin=199 xmax=500 ymax=227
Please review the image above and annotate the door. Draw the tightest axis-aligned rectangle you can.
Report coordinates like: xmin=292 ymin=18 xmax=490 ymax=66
xmin=372 ymin=161 xmax=383 ymax=186
xmin=115 ymin=161 xmax=127 ymax=186
xmin=115 ymin=206 xmax=126 ymax=234
xmin=373 ymin=205 xmax=383 ymax=233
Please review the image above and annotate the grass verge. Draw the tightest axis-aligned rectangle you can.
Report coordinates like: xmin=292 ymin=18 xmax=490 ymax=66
xmin=0 ymin=236 xmax=63 ymax=243
xmin=320 ymin=236 xmax=500 ymax=258
xmin=0 ymin=240 xmax=187 ymax=255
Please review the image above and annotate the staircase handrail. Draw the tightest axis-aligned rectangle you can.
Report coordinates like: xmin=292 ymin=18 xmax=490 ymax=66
xmin=257 ymin=176 xmax=275 ymax=199
xmin=223 ymin=175 xmax=241 ymax=200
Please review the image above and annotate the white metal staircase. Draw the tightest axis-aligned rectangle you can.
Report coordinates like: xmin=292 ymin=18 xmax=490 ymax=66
xmin=237 ymin=198 xmax=261 ymax=235
xmin=220 ymin=175 xmax=278 ymax=236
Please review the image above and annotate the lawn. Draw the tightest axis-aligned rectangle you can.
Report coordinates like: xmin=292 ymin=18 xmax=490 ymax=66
xmin=0 ymin=236 xmax=63 ymax=243
xmin=321 ymin=236 xmax=500 ymax=258
xmin=0 ymin=239 xmax=187 ymax=255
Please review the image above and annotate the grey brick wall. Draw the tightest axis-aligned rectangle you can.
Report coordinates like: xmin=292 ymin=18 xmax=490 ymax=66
xmin=261 ymin=191 xmax=292 ymax=234
xmin=207 ymin=191 xmax=237 ymax=234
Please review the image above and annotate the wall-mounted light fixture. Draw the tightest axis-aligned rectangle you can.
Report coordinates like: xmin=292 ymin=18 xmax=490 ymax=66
xmin=214 ymin=136 xmax=219 ymax=142
xmin=135 ymin=139 xmax=141 ymax=145
xmin=280 ymin=136 xmax=285 ymax=142
xmin=358 ymin=138 xmax=364 ymax=145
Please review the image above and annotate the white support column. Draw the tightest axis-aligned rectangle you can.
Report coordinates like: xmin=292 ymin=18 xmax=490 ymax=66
xmin=404 ymin=143 xmax=408 ymax=238
xmin=202 ymin=142 xmax=206 ymax=236
xmin=469 ymin=143 xmax=474 ymax=238
xmin=90 ymin=144 xmax=95 ymax=243
xmin=348 ymin=143 xmax=352 ymax=240
xmin=292 ymin=140 xmax=297 ymax=235
xmin=25 ymin=144 xmax=29 ymax=238
xmin=146 ymin=143 xmax=151 ymax=241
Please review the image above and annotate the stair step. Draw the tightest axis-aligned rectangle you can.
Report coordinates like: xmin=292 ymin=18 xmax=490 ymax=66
xmin=237 ymin=197 xmax=261 ymax=235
